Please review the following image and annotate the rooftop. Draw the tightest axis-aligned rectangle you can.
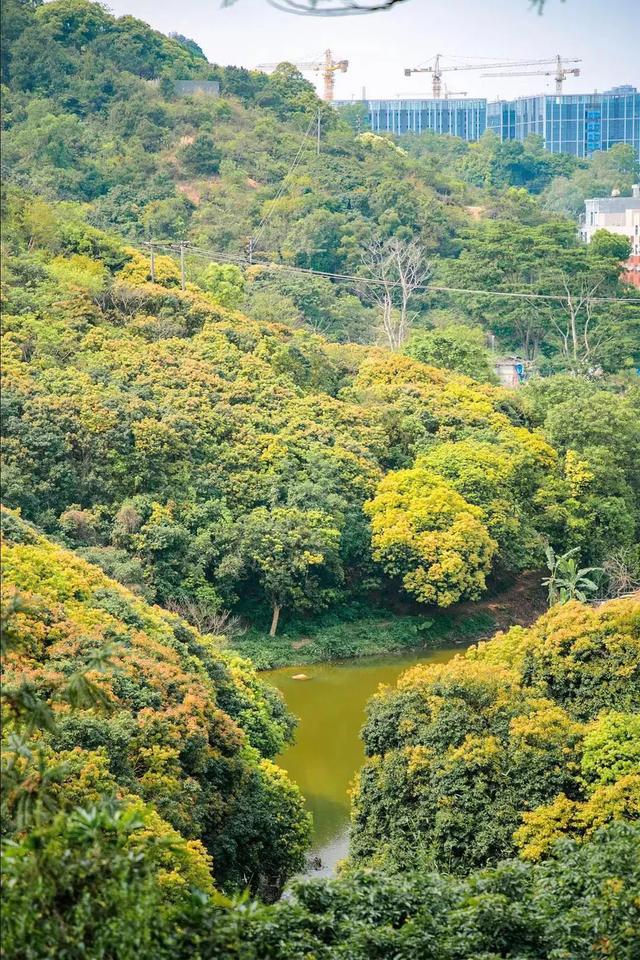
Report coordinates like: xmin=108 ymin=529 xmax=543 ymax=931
xmin=336 ymin=86 xmax=639 ymax=108
xmin=586 ymin=193 xmax=640 ymax=212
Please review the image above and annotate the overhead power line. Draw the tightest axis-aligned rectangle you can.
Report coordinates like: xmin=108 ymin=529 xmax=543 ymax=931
xmin=253 ymin=117 xmax=317 ymax=245
xmin=147 ymin=240 xmax=640 ymax=305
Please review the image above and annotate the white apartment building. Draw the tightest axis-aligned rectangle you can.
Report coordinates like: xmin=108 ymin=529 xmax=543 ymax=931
xmin=581 ymin=184 xmax=640 ymax=255
xmin=580 ymin=185 xmax=640 ymax=287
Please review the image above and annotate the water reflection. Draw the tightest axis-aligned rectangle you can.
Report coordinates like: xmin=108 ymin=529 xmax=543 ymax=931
xmin=266 ymin=646 xmax=461 ymax=875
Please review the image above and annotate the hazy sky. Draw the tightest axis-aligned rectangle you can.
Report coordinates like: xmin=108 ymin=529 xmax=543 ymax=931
xmin=105 ymin=0 xmax=639 ymax=101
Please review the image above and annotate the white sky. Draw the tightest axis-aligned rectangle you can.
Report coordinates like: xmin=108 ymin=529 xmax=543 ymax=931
xmin=105 ymin=0 xmax=639 ymax=102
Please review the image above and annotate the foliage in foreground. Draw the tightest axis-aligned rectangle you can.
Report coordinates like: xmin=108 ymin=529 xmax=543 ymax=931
xmin=2 ymin=520 xmax=638 ymax=957
xmin=351 ymin=595 xmax=640 ymax=872
xmin=0 ymin=509 xmax=310 ymax=897
xmin=2 ymin=819 xmax=638 ymax=959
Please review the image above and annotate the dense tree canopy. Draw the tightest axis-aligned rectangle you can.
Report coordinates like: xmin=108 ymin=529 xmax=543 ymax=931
xmin=1 ymin=5 xmax=639 ymax=956
xmin=351 ymin=596 xmax=640 ymax=873
xmin=2 ymin=192 xmax=638 ymax=632
xmin=365 ymin=468 xmax=497 ymax=606
xmin=405 ymin=324 xmax=497 ymax=383
xmin=1 ymin=509 xmax=310 ymax=897
xmin=5 ymin=194 xmax=637 ymax=632
xmin=3 ymin=539 xmax=638 ymax=955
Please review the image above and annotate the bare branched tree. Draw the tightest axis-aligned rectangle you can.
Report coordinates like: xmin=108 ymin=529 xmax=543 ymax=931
xmin=165 ymin=597 xmax=243 ymax=638
xmin=103 ymin=284 xmax=149 ymax=320
xmin=360 ymin=237 xmax=430 ymax=349
xmin=545 ymin=275 xmax=614 ymax=373
xmin=601 ymin=548 xmax=640 ymax=600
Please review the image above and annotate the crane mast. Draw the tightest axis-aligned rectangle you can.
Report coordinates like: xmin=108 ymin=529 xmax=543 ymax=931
xmin=321 ymin=48 xmax=349 ymax=102
xmin=256 ymin=48 xmax=348 ymax=101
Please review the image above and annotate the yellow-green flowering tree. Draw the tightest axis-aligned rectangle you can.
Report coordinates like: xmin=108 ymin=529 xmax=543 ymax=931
xmin=365 ymin=467 xmax=497 ymax=606
xmin=0 ymin=508 xmax=311 ymax=896
xmin=351 ymin=595 xmax=640 ymax=874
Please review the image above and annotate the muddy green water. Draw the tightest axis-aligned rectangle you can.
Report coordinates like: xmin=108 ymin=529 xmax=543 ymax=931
xmin=266 ymin=645 xmax=461 ymax=876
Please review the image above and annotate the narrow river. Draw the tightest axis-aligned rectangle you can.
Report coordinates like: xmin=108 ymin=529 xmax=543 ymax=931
xmin=266 ymin=645 xmax=461 ymax=877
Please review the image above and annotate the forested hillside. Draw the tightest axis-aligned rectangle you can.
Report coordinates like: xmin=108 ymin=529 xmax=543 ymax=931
xmin=1 ymin=2 xmax=639 ymax=957
xmin=4 ymin=195 xmax=639 ymax=643
xmin=4 ymin=563 xmax=638 ymax=956
xmin=2 ymin=0 xmax=639 ymax=365
xmin=352 ymin=596 xmax=640 ymax=872
xmin=1 ymin=508 xmax=310 ymax=899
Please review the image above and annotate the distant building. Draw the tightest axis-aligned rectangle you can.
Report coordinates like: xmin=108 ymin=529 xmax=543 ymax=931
xmin=146 ymin=79 xmax=220 ymax=97
xmin=360 ymin=98 xmax=486 ymax=139
xmin=487 ymin=87 xmax=640 ymax=158
xmin=580 ymin=185 xmax=640 ymax=288
xmin=335 ymin=85 xmax=640 ymax=159
xmin=173 ymin=80 xmax=220 ymax=98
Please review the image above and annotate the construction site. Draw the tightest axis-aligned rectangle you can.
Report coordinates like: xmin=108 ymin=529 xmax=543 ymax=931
xmin=258 ymin=51 xmax=640 ymax=158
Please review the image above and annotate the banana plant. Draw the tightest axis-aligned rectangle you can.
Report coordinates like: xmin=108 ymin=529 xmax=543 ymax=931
xmin=542 ymin=546 xmax=602 ymax=606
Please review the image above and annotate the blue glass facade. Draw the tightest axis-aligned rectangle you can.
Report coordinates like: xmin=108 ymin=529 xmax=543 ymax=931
xmin=363 ymin=98 xmax=486 ymax=140
xmin=487 ymin=87 xmax=640 ymax=158
xmin=336 ymin=86 xmax=640 ymax=159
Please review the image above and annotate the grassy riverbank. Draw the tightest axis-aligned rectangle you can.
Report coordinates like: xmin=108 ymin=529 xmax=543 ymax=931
xmin=229 ymin=574 xmax=547 ymax=669
xmin=228 ymin=605 xmax=496 ymax=669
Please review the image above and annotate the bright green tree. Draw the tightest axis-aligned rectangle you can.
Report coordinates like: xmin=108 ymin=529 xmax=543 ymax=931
xmin=405 ymin=325 xmax=496 ymax=382
xmin=588 ymin=229 xmax=632 ymax=262
xmin=200 ymin=261 xmax=245 ymax=309
xmin=232 ymin=506 xmax=341 ymax=636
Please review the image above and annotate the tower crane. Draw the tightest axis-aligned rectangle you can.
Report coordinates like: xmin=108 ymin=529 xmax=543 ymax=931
xmin=481 ymin=55 xmax=581 ymax=94
xmin=256 ymin=49 xmax=348 ymax=101
xmin=404 ymin=54 xmax=581 ymax=98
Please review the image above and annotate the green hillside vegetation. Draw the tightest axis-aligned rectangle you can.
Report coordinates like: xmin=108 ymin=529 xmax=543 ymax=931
xmin=2 ymin=0 xmax=639 ymax=369
xmin=6 ymin=817 xmax=640 ymax=958
xmin=3 ymin=554 xmax=638 ymax=956
xmin=1 ymin=508 xmax=310 ymax=900
xmin=351 ymin=596 xmax=640 ymax=872
xmin=3 ymin=195 xmax=639 ymax=644
xmin=1 ymin=3 xmax=640 ymax=956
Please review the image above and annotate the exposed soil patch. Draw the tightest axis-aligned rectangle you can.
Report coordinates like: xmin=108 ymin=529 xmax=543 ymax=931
xmin=176 ymin=181 xmax=203 ymax=205
xmin=459 ymin=571 xmax=547 ymax=634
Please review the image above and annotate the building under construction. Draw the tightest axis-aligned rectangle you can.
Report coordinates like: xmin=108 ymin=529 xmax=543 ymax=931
xmin=335 ymin=86 xmax=640 ymax=158
xmin=363 ymin=97 xmax=486 ymax=139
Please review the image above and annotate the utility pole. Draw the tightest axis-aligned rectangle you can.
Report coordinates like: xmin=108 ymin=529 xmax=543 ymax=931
xmin=149 ymin=241 xmax=156 ymax=283
xmin=179 ymin=241 xmax=188 ymax=291
xmin=317 ymin=107 xmax=321 ymax=156
xmin=246 ymin=236 xmax=255 ymax=265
